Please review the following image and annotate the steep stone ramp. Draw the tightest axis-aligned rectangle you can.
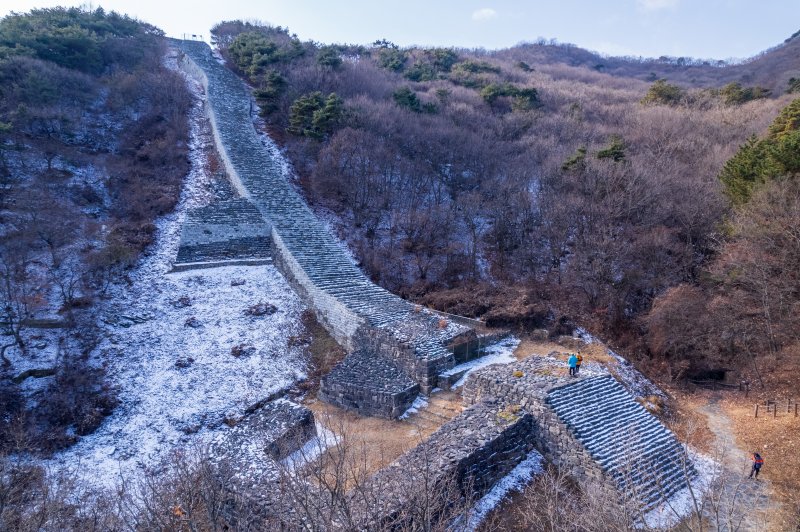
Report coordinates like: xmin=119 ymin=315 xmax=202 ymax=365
xmin=171 ymin=40 xmax=475 ymax=417
xmin=547 ymin=375 xmax=693 ymax=508
xmin=463 ymin=356 xmax=695 ymax=511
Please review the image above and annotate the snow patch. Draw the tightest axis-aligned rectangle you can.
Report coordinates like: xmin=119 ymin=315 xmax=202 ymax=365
xmin=444 ymin=336 xmax=521 ymax=389
xmin=641 ymin=449 xmax=716 ymax=529
xmin=464 ymin=449 xmax=545 ymax=531
xmin=282 ymin=422 xmax=338 ymax=470
xmin=399 ymin=395 xmax=429 ymax=419
xmin=39 ymin=61 xmax=308 ymax=488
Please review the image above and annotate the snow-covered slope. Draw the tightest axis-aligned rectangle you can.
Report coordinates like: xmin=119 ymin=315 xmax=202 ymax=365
xmin=45 ymin=54 xmax=308 ymax=486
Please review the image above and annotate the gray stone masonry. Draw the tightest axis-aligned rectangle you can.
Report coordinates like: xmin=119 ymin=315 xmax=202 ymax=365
xmin=463 ymin=356 xmax=696 ymax=510
xmin=210 ymin=399 xmax=317 ymax=490
xmin=171 ymin=39 xmax=477 ymax=417
xmin=352 ymin=399 xmax=534 ymax=529
xmin=173 ymin=198 xmax=272 ymax=270
xmin=318 ymin=350 xmax=419 ymax=418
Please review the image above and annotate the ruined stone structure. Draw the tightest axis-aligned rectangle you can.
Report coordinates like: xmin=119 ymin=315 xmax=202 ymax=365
xmin=463 ymin=357 xmax=695 ymax=509
xmin=212 ymin=366 xmax=693 ymax=526
xmin=210 ymin=398 xmax=317 ymax=491
xmin=173 ymin=199 xmax=272 ymax=271
xmin=353 ymin=399 xmax=534 ymax=528
xmin=171 ymin=40 xmax=477 ymax=418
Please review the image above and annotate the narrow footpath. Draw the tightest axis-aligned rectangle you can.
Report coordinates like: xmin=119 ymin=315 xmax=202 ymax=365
xmin=697 ymin=397 xmax=779 ymax=531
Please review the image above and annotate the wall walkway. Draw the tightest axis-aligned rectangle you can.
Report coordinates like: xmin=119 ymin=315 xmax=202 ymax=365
xmin=172 ymin=40 xmax=475 ymax=417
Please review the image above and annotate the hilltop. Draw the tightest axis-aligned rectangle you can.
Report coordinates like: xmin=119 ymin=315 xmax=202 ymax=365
xmin=498 ymin=29 xmax=800 ymax=93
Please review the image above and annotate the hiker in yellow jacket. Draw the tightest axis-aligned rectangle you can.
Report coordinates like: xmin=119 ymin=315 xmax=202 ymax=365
xmin=575 ymin=353 xmax=583 ymax=375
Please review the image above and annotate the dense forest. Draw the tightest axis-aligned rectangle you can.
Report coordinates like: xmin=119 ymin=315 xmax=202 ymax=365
xmin=0 ymin=7 xmax=190 ymax=453
xmin=211 ymin=21 xmax=800 ymax=388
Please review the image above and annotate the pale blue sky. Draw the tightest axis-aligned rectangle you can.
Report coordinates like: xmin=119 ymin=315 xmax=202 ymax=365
xmin=2 ymin=0 xmax=799 ymax=60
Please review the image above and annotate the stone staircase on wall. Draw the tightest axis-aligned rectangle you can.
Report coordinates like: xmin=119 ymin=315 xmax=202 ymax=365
xmin=171 ymin=39 xmax=477 ymax=418
xmin=463 ymin=356 xmax=696 ymax=511
xmin=546 ymin=375 xmax=694 ymax=508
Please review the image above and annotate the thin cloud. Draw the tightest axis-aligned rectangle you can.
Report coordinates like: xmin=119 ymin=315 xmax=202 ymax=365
xmin=590 ymin=41 xmax=637 ymax=57
xmin=472 ymin=8 xmax=497 ymax=21
xmin=636 ymin=0 xmax=679 ymax=10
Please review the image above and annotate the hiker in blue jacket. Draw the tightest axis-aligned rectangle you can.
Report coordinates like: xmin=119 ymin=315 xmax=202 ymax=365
xmin=568 ymin=353 xmax=578 ymax=376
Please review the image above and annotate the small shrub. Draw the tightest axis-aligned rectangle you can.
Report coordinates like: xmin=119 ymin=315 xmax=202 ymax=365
xmin=376 ymin=46 xmax=407 ymax=72
xmin=297 ymin=310 xmax=346 ymax=392
xmin=287 ymin=92 xmax=343 ymax=139
xmin=448 ymin=60 xmax=500 ymax=88
xmin=172 ymin=296 xmax=192 ymax=308
xmin=175 ymin=357 xmax=194 ymax=368
xmin=719 ymin=82 xmax=770 ymax=105
xmin=404 ymin=62 xmax=437 ymax=82
xmin=596 ymin=135 xmax=626 ymax=162
xmin=317 ymin=45 xmax=342 ymax=69
xmin=516 ymin=60 xmax=533 ymax=72
xmin=253 ymin=70 xmax=286 ymax=115
xmin=641 ymin=79 xmax=684 ymax=106
xmin=393 ymin=86 xmax=422 ymax=112
xmin=184 ymin=316 xmax=202 ymax=328
xmin=497 ymin=404 xmax=521 ymax=423
xmin=480 ymin=83 xmax=539 ymax=110
xmin=244 ymin=302 xmax=277 ymax=317
xmin=231 ymin=344 xmax=256 ymax=357
xmin=561 ymin=146 xmax=587 ymax=172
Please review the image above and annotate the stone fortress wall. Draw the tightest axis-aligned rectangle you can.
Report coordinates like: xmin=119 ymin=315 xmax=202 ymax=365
xmin=169 ymin=40 xmax=697 ymax=521
xmin=172 ymin=198 xmax=273 ymax=271
xmin=463 ymin=356 xmax=696 ymax=510
xmin=235 ymin=357 xmax=694 ymax=525
xmin=171 ymin=39 xmax=478 ymax=417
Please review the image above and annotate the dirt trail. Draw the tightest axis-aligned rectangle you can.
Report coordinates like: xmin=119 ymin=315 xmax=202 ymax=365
xmin=697 ymin=396 xmax=779 ymax=531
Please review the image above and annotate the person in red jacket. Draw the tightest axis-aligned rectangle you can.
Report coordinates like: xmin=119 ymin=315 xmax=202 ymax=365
xmin=748 ymin=452 xmax=764 ymax=479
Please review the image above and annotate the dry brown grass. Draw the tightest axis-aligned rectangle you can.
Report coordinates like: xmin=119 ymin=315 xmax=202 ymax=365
xmin=295 ymin=310 xmax=347 ymax=394
xmin=513 ymin=334 xmax=624 ymax=367
xmin=305 ymin=390 xmax=464 ymax=484
xmin=660 ymin=391 xmax=718 ymax=455
xmin=660 ymin=387 xmax=800 ymax=531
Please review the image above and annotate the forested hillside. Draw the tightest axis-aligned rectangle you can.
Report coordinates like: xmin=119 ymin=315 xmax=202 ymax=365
xmin=211 ymin=21 xmax=799 ymax=387
xmin=498 ymin=30 xmax=800 ymax=94
xmin=0 ymin=9 xmax=798 ymax=530
xmin=0 ymin=7 xmax=190 ymax=453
